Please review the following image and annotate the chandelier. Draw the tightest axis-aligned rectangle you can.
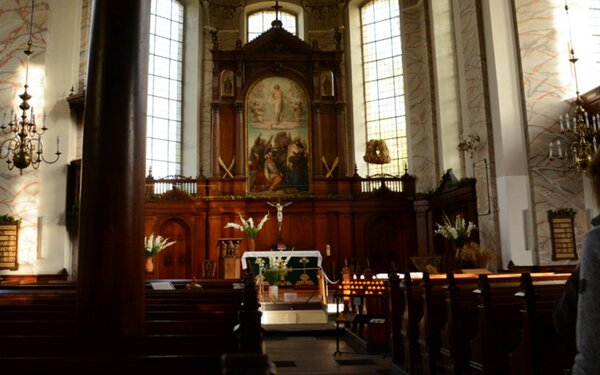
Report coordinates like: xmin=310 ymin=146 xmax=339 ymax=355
xmin=547 ymin=1 xmax=599 ymax=173
xmin=0 ymin=0 xmax=60 ymax=175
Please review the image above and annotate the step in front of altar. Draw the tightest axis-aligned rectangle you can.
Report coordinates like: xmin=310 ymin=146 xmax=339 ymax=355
xmin=261 ymin=302 xmax=328 ymax=325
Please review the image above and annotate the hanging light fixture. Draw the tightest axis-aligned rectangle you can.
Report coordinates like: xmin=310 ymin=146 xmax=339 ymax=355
xmin=547 ymin=1 xmax=599 ymax=173
xmin=0 ymin=0 xmax=60 ymax=175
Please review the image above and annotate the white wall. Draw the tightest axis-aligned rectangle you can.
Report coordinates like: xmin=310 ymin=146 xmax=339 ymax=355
xmin=482 ymin=0 xmax=533 ymax=266
xmin=0 ymin=0 xmax=81 ymax=276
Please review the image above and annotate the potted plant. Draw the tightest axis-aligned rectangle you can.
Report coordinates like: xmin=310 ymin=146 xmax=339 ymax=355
xmin=144 ymin=233 xmax=176 ymax=272
xmin=0 ymin=214 xmax=21 ymax=225
xmin=224 ymin=213 xmax=269 ymax=251
xmin=255 ymin=249 xmax=292 ymax=301
xmin=434 ymin=212 xmax=477 ymax=270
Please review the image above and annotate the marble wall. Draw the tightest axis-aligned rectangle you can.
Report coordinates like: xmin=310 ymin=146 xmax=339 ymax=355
xmin=515 ymin=0 xmax=590 ymax=263
xmin=401 ymin=0 xmax=436 ymax=192
xmin=0 ymin=0 xmax=49 ymax=271
xmin=454 ymin=0 xmax=501 ymax=263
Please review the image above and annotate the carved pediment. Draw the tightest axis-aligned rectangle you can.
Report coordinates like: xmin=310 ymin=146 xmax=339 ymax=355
xmin=243 ymin=26 xmax=314 ymax=57
xmin=159 ymin=188 xmax=195 ymax=202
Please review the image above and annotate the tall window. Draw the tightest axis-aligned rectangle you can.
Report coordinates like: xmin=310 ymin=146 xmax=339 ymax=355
xmin=248 ymin=10 xmax=297 ymax=41
xmin=591 ymin=0 xmax=600 ymax=66
xmin=147 ymin=0 xmax=184 ymax=178
xmin=360 ymin=0 xmax=407 ymax=176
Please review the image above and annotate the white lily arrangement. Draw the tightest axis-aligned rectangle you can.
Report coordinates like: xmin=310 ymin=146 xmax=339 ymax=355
xmin=224 ymin=213 xmax=270 ymax=239
xmin=434 ymin=212 xmax=477 ymax=249
xmin=255 ymin=249 xmax=293 ymax=285
xmin=144 ymin=233 xmax=176 ymax=257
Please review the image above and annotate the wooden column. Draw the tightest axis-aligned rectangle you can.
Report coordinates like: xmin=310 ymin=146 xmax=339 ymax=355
xmin=234 ymin=101 xmax=245 ymax=176
xmin=211 ymin=102 xmax=221 ymax=176
xmin=78 ymin=0 xmax=149 ymax=338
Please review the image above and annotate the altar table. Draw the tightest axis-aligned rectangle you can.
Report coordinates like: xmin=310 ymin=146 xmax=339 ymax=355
xmin=241 ymin=250 xmax=323 ymax=286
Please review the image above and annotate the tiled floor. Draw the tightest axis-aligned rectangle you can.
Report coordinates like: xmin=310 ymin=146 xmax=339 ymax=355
xmin=263 ymin=324 xmax=392 ymax=375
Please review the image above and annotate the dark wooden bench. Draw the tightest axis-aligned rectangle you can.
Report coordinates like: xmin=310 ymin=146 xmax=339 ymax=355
xmin=508 ymin=273 xmax=576 ymax=375
xmin=0 ymin=276 xmax=261 ymax=374
xmin=468 ymin=273 xmax=570 ymax=375
xmin=388 ymin=271 xmax=574 ymax=375
xmin=419 ymin=272 xmax=481 ymax=375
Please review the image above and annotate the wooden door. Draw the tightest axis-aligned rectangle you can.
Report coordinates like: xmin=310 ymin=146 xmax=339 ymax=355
xmin=156 ymin=219 xmax=191 ymax=279
xmin=365 ymin=214 xmax=403 ymax=273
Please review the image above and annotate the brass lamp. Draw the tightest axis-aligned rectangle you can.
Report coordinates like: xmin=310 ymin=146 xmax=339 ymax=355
xmin=0 ymin=0 xmax=60 ymax=174
xmin=547 ymin=1 xmax=599 ymax=173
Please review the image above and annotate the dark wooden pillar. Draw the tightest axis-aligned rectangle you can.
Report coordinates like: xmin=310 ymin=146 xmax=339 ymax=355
xmin=78 ymin=0 xmax=149 ymax=338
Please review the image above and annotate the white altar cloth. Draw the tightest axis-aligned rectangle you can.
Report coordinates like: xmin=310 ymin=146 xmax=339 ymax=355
xmin=241 ymin=250 xmax=323 ymax=269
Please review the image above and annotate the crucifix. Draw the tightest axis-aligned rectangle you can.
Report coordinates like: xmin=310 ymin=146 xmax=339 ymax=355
xmin=271 ymin=0 xmax=283 ymax=28
xmin=267 ymin=201 xmax=292 ymax=241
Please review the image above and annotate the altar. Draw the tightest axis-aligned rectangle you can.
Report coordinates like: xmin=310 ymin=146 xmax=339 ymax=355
xmin=241 ymin=250 xmax=323 ymax=286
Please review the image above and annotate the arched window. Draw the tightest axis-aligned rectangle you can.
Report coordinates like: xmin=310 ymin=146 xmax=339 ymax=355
xmin=147 ymin=0 xmax=184 ymax=178
xmin=360 ymin=0 xmax=407 ymax=176
xmin=247 ymin=10 xmax=297 ymax=41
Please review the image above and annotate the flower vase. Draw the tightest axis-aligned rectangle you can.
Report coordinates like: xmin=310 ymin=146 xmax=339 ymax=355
xmin=454 ymin=246 xmax=463 ymax=271
xmin=269 ymin=285 xmax=279 ymax=302
xmin=145 ymin=257 xmax=154 ymax=273
xmin=248 ymin=238 xmax=255 ymax=251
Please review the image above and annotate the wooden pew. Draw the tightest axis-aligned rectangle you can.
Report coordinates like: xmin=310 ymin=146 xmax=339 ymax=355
xmin=389 ymin=271 xmax=572 ymax=375
xmin=418 ymin=272 xmax=445 ymax=375
xmin=468 ymin=273 xmax=570 ymax=375
xmin=508 ymin=273 xmax=576 ymax=375
xmin=419 ymin=272 xmax=481 ymax=375
xmin=400 ymin=272 xmax=424 ymax=375
xmin=388 ymin=270 xmax=405 ymax=368
xmin=390 ymin=271 xmax=480 ymax=375
xmin=439 ymin=273 xmax=481 ymax=374
xmin=0 ymin=277 xmax=261 ymax=374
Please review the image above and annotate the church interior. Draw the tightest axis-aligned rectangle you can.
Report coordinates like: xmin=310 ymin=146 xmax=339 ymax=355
xmin=0 ymin=0 xmax=599 ymax=373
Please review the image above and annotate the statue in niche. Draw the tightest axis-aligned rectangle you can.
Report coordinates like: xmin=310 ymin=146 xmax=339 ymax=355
xmin=320 ymin=70 xmax=334 ymax=97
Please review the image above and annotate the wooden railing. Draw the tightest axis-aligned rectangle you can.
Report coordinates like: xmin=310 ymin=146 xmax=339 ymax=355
xmin=361 ymin=173 xmax=405 ymax=193
xmin=146 ymin=175 xmax=201 ymax=196
xmin=145 ymin=172 xmax=416 ymax=198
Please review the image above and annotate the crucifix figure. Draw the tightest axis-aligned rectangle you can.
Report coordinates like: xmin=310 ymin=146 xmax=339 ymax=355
xmin=267 ymin=201 xmax=292 ymax=236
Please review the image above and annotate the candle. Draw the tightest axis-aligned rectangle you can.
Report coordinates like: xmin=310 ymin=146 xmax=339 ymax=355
xmin=584 ymin=112 xmax=589 ymax=126
xmin=560 ymin=115 xmax=564 ymax=131
xmin=557 ymin=140 xmax=562 ymax=158
xmin=565 ymin=114 xmax=570 ymax=130
xmin=549 ymin=142 xmax=553 ymax=159
xmin=326 ymin=244 xmax=331 ymax=256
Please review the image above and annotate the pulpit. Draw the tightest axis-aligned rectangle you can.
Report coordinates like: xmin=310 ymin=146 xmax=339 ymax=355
xmin=241 ymin=250 xmax=323 ymax=286
xmin=218 ymin=238 xmax=242 ymax=279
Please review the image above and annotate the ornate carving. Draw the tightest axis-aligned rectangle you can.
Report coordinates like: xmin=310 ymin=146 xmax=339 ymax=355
xmin=209 ymin=27 xmax=219 ymax=49
xmin=205 ymin=0 xmax=244 ymax=29
xmin=303 ymin=0 xmax=345 ymax=25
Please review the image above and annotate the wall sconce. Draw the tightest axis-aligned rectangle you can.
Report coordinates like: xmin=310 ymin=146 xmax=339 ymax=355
xmin=457 ymin=134 xmax=480 ymax=158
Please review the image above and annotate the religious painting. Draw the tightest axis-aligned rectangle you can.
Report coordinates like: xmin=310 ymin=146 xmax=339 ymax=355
xmin=246 ymin=76 xmax=310 ymax=195
xmin=221 ymin=70 xmax=234 ymax=97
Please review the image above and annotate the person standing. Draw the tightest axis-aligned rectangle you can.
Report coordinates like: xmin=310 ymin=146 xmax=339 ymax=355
xmin=573 ymin=151 xmax=600 ymax=375
xmin=271 ymin=84 xmax=283 ymax=125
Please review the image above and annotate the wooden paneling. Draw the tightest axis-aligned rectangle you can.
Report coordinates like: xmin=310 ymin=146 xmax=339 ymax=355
xmin=145 ymin=194 xmax=418 ymax=279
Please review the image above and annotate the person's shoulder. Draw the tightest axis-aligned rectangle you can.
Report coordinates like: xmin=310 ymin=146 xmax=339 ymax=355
xmin=586 ymin=225 xmax=600 ymax=241
xmin=584 ymin=227 xmax=600 ymax=258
